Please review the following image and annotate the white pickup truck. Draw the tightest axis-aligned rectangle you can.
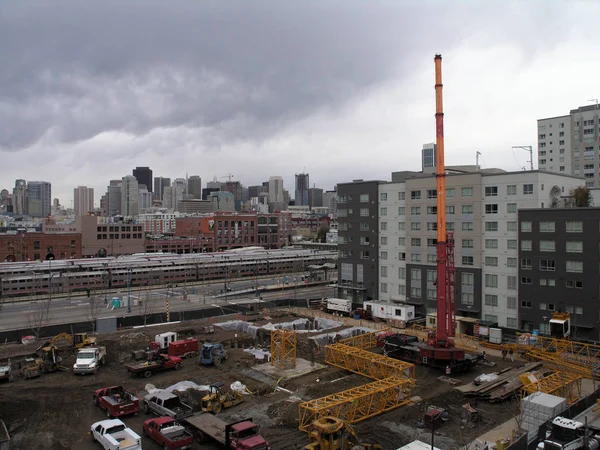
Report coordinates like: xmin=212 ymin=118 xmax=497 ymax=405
xmin=73 ymin=346 xmax=106 ymax=375
xmin=91 ymin=419 xmax=142 ymax=450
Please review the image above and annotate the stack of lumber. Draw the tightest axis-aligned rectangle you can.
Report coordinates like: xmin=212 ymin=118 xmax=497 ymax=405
xmin=455 ymin=362 xmax=543 ymax=402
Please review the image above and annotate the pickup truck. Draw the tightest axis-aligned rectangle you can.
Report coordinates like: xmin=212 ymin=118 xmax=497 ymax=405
xmin=125 ymin=354 xmax=182 ymax=378
xmin=74 ymin=346 xmax=106 ymax=375
xmin=90 ymin=419 xmax=142 ymax=450
xmin=0 ymin=362 xmax=13 ymax=382
xmin=93 ymin=386 xmax=140 ymax=418
xmin=143 ymin=391 xmax=193 ymax=420
xmin=182 ymin=415 xmax=271 ymax=450
xmin=143 ymin=417 xmax=194 ymax=450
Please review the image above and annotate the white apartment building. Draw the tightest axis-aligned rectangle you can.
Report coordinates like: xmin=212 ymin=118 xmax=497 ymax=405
xmin=138 ymin=212 xmax=179 ymax=234
xmin=377 ymin=168 xmax=583 ymax=328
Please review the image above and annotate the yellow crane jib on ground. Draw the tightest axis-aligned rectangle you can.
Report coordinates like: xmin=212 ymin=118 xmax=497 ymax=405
xmin=303 ymin=417 xmax=382 ymax=450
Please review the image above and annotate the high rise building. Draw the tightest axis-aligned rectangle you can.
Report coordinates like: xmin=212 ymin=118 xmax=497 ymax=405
xmin=164 ymin=179 xmax=186 ymax=211
xmin=139 ymin=186 xmax=153 ymax=211
xmin=207 ymin=179 xmax=222 ymax=190
xmin=121 ymin=175 xmax=139 ymax=216
xmin=268 ymin=176 xmax=284 ymax=204
xmin=12 ymin=179 xmax=27 ymax=215
xmin=248 ymin=185 xmax=267 ymax=199
xmin=73 ymin=186 xmax=94 ymax=217
xmin=188 ymin=176 xmax=202 ymax=199
xmin=295 ymin=173 xmax=310 ymax=206
xmin=421 ymin=143 xmax=437 ymax=173
xmin=308 ymin=187 xmax=323 ymax=208
xmin=105 ymin=180 xmax=122 ymax=217
xmin=323 ymin=189 xmax=339 ymax=215
xmin=153 ymin=177 xmax=171 ymax=200
xmin=133 ymin=167 xmax=153 ymax=193
xmin=538 ymin=104 xmax=599 ymax=186
xmin=223 ymin=181 xmax=243 ymax=211
xmin=27 ymin=181 xmax=51 ymax=218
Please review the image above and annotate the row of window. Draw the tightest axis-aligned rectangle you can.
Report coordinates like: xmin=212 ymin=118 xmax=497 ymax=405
xmin=382 ymin=221 xmax=503 ymax=232
xmin=379 ymin=184 xmax=536 ymax=202
xmin=381 ymin=203 xmax=521 ymax=216
xmin=521 ymin=220 xmax=583 ymax=233
xmin=520 ymin=240 xmax=585 ymax=255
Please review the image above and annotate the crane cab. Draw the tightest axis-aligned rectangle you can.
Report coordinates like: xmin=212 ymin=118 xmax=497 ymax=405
xmin=549 ymin=312 xmax=571 ymax=338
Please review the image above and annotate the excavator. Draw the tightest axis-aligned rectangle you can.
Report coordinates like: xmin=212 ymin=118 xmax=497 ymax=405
xmin=37 ymin=332 xmax=97 ymax=353
xmin=303 ymin=417 xmax=382 ymax=450
xmin=201 ymin=381 xmax=244 ymax=414
xmin=21 ymin=345 xmax=67 ymax=379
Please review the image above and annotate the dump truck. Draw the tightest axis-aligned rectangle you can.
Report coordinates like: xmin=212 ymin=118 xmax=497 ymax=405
xmin=538 ymin=416 xmax=600 ymax=449
xmin=125 ymin=353 xmax=183 ymax=378
xmin=199 ymin=342 xmax=228 ymax=367
xmin=73 ymin=346 xmax=106 ymax=375
xmin=201 ymin=381 xmax=244 ymax=414
xmin=143 ymin=417 xmax=194 ymax=450
xmin=93 ymin=386 xmax=140 ymax=418
xmin=90 ymin=419 xmax=142 ymax=450
xmin=143 ymin=391 xmax=193 ymax=420
xmin=304 ymin=417 xmax=382 ymax=450
xmin=181 ymin=415 xmax=270 ymax=450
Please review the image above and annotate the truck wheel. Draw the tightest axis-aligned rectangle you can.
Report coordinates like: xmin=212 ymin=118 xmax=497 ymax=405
xmin=93 ymin=396 xmax=99 ymax=406
xmin=143 ymin=403 xmax=150 ymax=414
xmin=213 ymin=357 xmax=221 ymax=367
xmin=91 ymin=433 xmax=96 ymax=442
xmin=163 ymin=445 xmax=168 ymax=450
xmin=175 ymin=363 xmax=182 ymax=370
xmin=143 ymin=370 xmax=152 ymax=378
xmin=213 ymin=402 xmax=222 ymax=414
xmin=142 ymin=427 xmax=147 ymax=437
xmin=223 ymin=352 xmax=229 ymax=361
xmin=196 ymin=431 xmax=208 ymax=444
xmin=101 ymin=356 xmax=106 ymax=365
xmin=106 ymin=409 xmax=112 ymax=419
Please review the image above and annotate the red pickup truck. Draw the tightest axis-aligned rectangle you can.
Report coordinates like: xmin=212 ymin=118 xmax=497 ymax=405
xmin=93 ymin=386 xmax=140 ymax=418
xmin=143 ymin=417 xmax=194 ymax=450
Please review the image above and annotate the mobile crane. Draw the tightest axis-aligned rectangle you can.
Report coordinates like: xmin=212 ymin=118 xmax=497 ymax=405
xmin=383 ymin=55 xmax=482 ymax=373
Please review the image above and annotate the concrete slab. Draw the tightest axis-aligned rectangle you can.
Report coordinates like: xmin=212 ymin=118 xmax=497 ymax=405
xmin=252 ymin=357 xmax=326 ymax=381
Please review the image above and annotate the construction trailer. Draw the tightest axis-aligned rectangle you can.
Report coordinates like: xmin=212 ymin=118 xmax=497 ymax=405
xmin=363 ymin=302 xmax=415 ymax=323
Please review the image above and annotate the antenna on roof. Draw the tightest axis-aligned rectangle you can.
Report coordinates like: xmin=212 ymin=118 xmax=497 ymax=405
xmin=476 ymin=151 xmax=482 ymax=171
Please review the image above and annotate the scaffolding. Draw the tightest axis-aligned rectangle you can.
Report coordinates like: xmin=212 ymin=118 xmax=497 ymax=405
xmin=271 ymin=329 xmax=297 ymax=369
xmin=520 ymin=371 xmax=582 ymax=405
xmin=298 ymin=376 xmax=413 ymax=431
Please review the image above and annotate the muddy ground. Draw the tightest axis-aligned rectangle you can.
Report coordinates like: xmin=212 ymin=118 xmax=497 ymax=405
xmin=0 ymin=313 xmax=521 ymax=450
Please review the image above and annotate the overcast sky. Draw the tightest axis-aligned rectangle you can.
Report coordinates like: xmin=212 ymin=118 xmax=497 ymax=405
xmin=1 ymin=0 xmax=599 ymax=206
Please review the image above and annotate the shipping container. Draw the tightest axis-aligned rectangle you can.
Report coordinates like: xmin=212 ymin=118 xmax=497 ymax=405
xmin=325 ymin=298 xmax=353 ymax=315
xmin=168 ymin=339 xmax=199 ymax=359
xmin=363 ymin=301 xmax=415 ymax=322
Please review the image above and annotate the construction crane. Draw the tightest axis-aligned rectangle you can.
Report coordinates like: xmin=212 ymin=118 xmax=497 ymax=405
xmin=220 ymin=174 xmax=235 ymax=182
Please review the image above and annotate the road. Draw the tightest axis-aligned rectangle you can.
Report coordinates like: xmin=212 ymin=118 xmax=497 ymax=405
xmin=0 ymin=275 xmax=337 ymax=331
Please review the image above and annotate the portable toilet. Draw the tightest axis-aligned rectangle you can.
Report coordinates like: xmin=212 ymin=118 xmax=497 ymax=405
xmin=111 ymin=297 xmax=121 ymax=309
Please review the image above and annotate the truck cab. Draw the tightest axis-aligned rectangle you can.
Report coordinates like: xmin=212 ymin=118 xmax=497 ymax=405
xmin=228 ymin=421 xmax=270 ymax=450
xmin=538 ymin=416 xmax=600 ymax=450
xmin=74 ymin=347 xmax=106 ymax=374
xmin=90 ymin=419 xmax=142 ymax=450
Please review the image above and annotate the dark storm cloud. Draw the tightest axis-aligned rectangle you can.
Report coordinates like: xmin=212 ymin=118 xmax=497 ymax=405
xmin=0 ymin=0 xmax=569 ymax=150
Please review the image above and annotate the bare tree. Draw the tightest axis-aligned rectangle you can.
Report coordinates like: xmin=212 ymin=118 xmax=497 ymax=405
xmin=139 ymin=290 xmax=156 ymax=327
xmin=87 ymin=296 xmax=103 ymax=334
xmin=28 ymin=297 xmax=51 ymax=339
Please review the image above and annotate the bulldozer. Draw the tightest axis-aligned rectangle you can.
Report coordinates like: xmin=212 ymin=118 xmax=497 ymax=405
xmin=303 ymin=417 xmax=382 ymax=450
xmin=21 ymin=345 xmax=67 ymax=379
xmin=37 ymin=332 xmax=97 ymax=353
xmin=201 ymin=381 xmax=244 ymax=414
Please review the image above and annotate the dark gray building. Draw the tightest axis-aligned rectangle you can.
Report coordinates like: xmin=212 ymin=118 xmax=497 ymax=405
xmin=187 ymin=176 xmax=202 ymax=199
xmin=153 ymin=177 xmax=170 ymax=200
xmin=336 ymin=180 xmax=382 ymax=303
xmin=248 ymin=185 xmax=267 ymax=199
xmin=309 ymin=187 xmax=324 ymax=208
xmin=133 ymin=167 xmax=153 ymax=193
xmin=518 ymin=208 xmax=600 ymax=341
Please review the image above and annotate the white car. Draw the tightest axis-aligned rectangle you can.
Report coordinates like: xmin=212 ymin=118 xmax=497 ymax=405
xmin=90 ymin=419 xmax=142 ymax=450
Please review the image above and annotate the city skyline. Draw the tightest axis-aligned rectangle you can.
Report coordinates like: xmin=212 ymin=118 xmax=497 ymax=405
xmin=1 ymin=1 xmax=599 ymax=206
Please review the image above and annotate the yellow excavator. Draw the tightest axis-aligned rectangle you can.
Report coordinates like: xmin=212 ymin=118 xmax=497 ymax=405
xmin=201 ymin=382 xmax=244 ymax=414
xmin=37 ymin=332 xmax=97 ymax=353
xmin=21 ymin=345 xmax=67 ymax=379
xmin=303 ymin=417 xmax=382 ymax=450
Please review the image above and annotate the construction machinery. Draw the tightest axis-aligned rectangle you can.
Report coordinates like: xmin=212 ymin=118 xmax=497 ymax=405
xmin=550 ymin=311 xmax=571 ymax=338
xmin=199 ymin=342 xmax=228 ymax=367
xmin=22 ymin=344 xmax=67 ymax=379
xmin=303 ymin=417 xmax=382 ymax=450
xmin=201 ymin=382 xmax=244 ymax=414
xmin=37 ymin=332 xmax=97 ymax=353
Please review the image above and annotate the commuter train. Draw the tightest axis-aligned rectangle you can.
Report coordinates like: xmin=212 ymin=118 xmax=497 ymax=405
xmin=0 ymin=247 xmax=337 ymax=298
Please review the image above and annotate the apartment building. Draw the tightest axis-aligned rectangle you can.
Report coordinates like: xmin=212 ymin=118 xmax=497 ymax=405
xmin=518 ymin=208 xmax=600 ymax=341
xmin=538 ymin=104 xmax=599 ymax=187
xmin=336 ymin=180 xmax=382 ymax=303
xmin=374 ymin=168 xmax=583 ymax=328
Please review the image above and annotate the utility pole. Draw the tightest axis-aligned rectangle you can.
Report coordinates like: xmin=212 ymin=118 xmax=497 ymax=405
xmin=127 ymin=267 xmax=132 ymax=313
xmin=512 ymin=146 xmax=534 ymax=171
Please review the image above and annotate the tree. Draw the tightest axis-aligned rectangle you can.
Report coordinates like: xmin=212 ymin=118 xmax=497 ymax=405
xmin=29 ymin=297 xmax=51 ymax=339
xmin=569 ymin=186 xmax=593 ymax=208
xmin=550 ymin=185 xmax=562 ymax=208
xmin=139 ymin=290 xmax=156 ymax=327
xmin=87 ymin=295 xmax=103 ymax=333
xmin=315 ymin=225 xmax=330 ymax=243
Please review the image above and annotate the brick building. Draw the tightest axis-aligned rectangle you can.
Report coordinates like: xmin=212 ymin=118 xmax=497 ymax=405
xmin=144 ymin=236 xmax=213 ymax=254
xmin=1 ymin=231 xmax=81 ymax=261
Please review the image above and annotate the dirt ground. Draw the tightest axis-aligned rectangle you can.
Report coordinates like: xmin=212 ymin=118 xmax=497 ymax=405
xmin=0 ymin=313 xmax=523 ymax=450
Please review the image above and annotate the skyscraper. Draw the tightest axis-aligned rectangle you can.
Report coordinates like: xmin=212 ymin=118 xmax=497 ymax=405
xmin=12 ymin=179 xmax=27 ymax=215
xmin=73 ymin=186 xmax=94 ymax=217
xmin=27 ymin=181 xmax=51 ymax=218
xmin=105 ymin=180 xmax=122 ymax=217
xmin=268 ymin=176 xmax=284 ymax=204
xmin=121 ymin=175 xmax=139 ymax=216
xmin=153 ymin=177 xmax=171 ymax=200
xmin=133 ymin=167 xmax=153 ymax=193
xmin=187 ymin=176 xmax=202 ymax=199
xmin=295 ymin=173 xmax=309 ymax=206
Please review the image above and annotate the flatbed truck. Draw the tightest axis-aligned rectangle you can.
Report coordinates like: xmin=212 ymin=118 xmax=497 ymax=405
xmin=181 ymin=415 xmax=270 ymax=450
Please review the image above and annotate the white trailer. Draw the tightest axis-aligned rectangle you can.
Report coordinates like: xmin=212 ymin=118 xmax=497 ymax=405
xmin=325 ymin=298 xmax=353 ymax=316
xmin=155 ymin=332 xmax=178 ymax=349
xmin=363 ymin=301 xmax=415 ymax=322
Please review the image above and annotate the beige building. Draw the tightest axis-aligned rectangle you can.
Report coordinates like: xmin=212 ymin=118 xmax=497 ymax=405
xmin=74 ymin=186 xmax=94 ymax=217
xmin=76 ymin=215 xmax=145 ymax=257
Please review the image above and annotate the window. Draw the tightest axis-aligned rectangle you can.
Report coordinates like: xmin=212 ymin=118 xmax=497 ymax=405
xmin=398 ymin=267 xmax=406 ymax=279
xmin=507 ymin=297 xmax=517 ymax=309
xmin=380 ymin=193 xmax=387 ymax=201
xmin=381 ymin=222 xmax=387 ymax=231
xmin=410 ymin=222 xmax=421 ymax=231
xmin=446 ymin=188 xmax=455 ymax=198
xmin=427 ymin=270 xmax=437 ymax=283
xmin=360 ymin=251 xmax=370 ymax=259
xmin=411 ymin=207 xmax=421 ymax=215
xmin=485 ymin=239 xmax=498 ymax=249
xmin=411 ymin=268 xmax=421 ymax=281
xmin=462 ymin=293 xmax=474 ymax=305
xmin=485 ymin=256 xmax=498 ymax=266
xmin=462 ymin=187 xmax=473 ymax=197
xmin=548 ymin=279 xmax=556 ymax=287
xmin=398 ymin=222 xmax=405 ymax=231
xmin=576 ymin=306 xmax=583 ymax=314
xmin=411 ymin=190 xmax=421 ymax=200
xmin=398 ymin=207 xmax=405 ymax=215
xmin=462 ymin=221 xmax=474 ymax=231
xmin=507 ymin=318 xmax=517 ymax=328
xmin=360 ymin=208 xmax=369 ymax=217
xmin=540 ymin=259 xmax=556 ymax=271
xmin=380 ymin=283 xmax=388 ymax=293
xmin=540 ymin=240 xmax=555 ymax=252
xmin=427 ymin=254 xmax=437 ymax=263
xmin=380 ymin=236 xmax=388 ymax=245
xmin=566 ymin=261 xmax=583 ymax=273
xmin=337 ymin=208 xmax=347 ymax=217
xmin=380 ymin=207 xmax=387 ymax=216
xmin=523 ymin=184 xmax=534 ymax=195
xmin=462 ymin=239 xmax=474 ymax=249
xmin=521 ymin=240 xmax=532 ymax=251
xmin=360 ymin=236 xmax=370 ymax=245
xmin=566 ymin=241 xmax=583 ymax=253
xmin=484 ymin=314 xmax=498 ymax=323
xmin=381 ymin=266 xmax=388 ymax=277
xmin=485 ymin=294 xmax=498 ymax=307
xmin=426 ymin=206 xmax=437 ymax=215
xmin=485 ymin=222 xmax=498 ymax=232
xmin=540 ymin=221 xmax=555 ymax=232
xmin=462 ymin=256 xmax=474 ymax=266
xmin=427 ymin=238 xmax=437 ymax=247
xmin=411 ymin=253 xmax=421 ymax=263
xmin=446 ymin=205 xmax=455 ymax=214
xmin=398 ymin=252 xmax=406 ymax=261
xmin=521 ymin=277 xmax=532 ymax=284
xmin=462 ymin=272 xmax=474 ymax=286
xmin=427 ymin=189 xmax=437 ymax=199
xmin=507 ymin=221 xmax=517 ymax=232
xmin=360 ymin=222 xmax=370 ymax=231
xmin=521 ymin=221 xmax=532 ymax=232
xmin=360 ymin=194 xmax=369 ymax=202
xmin=507 ymin=257 xmax=517 ymax=268
xmin=411 ymin=238 xmax=421 ymax=247
xmin=507 ymin=203 xmax=517 ymax=213
xmin=485 ymin=186 xmax=498 ymax=197
xmin=410 ymin=287 xmax=422 ymax=297
xmin=521 ymin=258 xmax=532 ymax=269
xmin=461 ymin=204 xmax=473 ymax=214
xmin=507 ymin=185 xmax=517 ymax=195
xmin=398 ymin=285 xmax=406 ymax=296
xmin=446 ymin=222 xmax=455 ymax=231
xmin=398 ymin=237 xmax=405 ymax=246
xmin=427 ymin=288 xmax=436 ymax=300
xmin=507 ymin=239 xmax=517 ymax=250
xmin=485 ymin=204 xmax=498 ymax=214
xmin=522 ymin=300 xmax=532 ymax=308
xmin=398 ymin=192 xmax=405 ymax=200
xmin=485 ymin=274 xmax=498 ymax=288
xmin=566 ymin=221 xmax=583 ymax=232
xmin=380 ymin=251 xmax=388 ymax=260
xmin=427 ymin=222 xmax=437 ymax=231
